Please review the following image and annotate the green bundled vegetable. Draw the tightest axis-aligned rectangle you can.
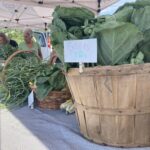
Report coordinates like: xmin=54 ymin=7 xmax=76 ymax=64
xmin=114 ymin=6 xmax=134 ymax=22
xmin=52 ymin=6 xmax=94 ymax=28
xmin=138 ymin=29 xmax=150 ymax=62
xmin=0 ymin=44 xmax=17 ymax=60
xmin=94 ymin=21 xmax=143 ymax=65
xmin=0 ymin=54 xmax=68 ymax=107
xmin=1 ymin=55 xmax=41 ymax=106
xmin=131 ymin=6 xmax=150 ymax=31
xmin=50 ymin=6 xmax=94 ymax=63
xmin=115 ymin=0 xmax=150 ymax=12
xmin=130 ymin=51 xmax=144 ymax=64
xmin=0 ymin=85 xmax=10 ymax=102
xmin=50 ymin=1 xmax=150 ymax=66
xmin=35 ymin=63 xmax=67 ymax=100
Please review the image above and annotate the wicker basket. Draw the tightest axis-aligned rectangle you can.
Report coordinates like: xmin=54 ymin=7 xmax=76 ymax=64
xmin=3 ymin=50 xmax=41 ymax=69
xmin=4 ymin=50 xmax=72 ymax=109
xmin=36 ymin=90 xmax=71 ymax=109
xmin=67 ymin=64 xmax=150 ymax=147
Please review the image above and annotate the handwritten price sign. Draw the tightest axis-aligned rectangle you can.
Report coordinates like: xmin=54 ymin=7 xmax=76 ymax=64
xmin=64 ymin=39 xmax=97 ymax=63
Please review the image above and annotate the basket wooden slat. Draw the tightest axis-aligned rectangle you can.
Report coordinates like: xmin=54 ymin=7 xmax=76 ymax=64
xmin=67 ymin=64 xmax=150 ymax=147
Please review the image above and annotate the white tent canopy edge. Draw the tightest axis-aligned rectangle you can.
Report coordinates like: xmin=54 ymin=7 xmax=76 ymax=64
xmin=0 ymin=0 xmax=118 ymax=30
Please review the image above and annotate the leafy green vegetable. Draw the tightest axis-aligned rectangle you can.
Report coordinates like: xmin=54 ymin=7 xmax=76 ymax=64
xmin=0 ymin=85 xmax=9 ymax=102
xmin=68 ymin=26 xmax=83 ymax=38
xmin=35 ymin=83 xmax=53 ymax=101
xmin=52 ymin=6 xmax=94 ymax=28
xmin=2 ymin=55 xmax=41 ymax=106
xmin=131 ymin=6 xmax=150 ymax=32
xmin=130 ymin=51 xmax=144 ymax=64
xmin=0 ymin=44 xmax=17 ymax=60
xmin=49 ymin=2 xmax=150 ymax=66
xmin=50 ymin=6 xmax=95 ymax=64
xmin=51 ymin=31 xmax=68 ymax=46
xmin=53 ymin=18 xmax=67 ymax=31
xmin=135 ymin=0 xmax=150 ymax=7
xmin=115 ymin=0 xmax=150 ymax=13
xmin=138 ymin=29 xmax=150 ymax=62
xmin=1 ymin=54 xmax=68 ymax=106
xmin=35 ymin=63 xmax=67 ymax=100
xmin=114 ymin=6 xmax=134 ymax=22
xmin=94 ymin=21 xmax=143 ymax=65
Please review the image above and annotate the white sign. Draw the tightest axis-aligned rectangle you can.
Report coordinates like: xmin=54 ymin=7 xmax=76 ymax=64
xmin=64 ymin=38 xmax=97 ymax=63
xmin=28 ymin=91 xmax=34 ymax=109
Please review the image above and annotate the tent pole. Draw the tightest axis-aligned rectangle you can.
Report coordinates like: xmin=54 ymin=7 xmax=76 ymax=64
xmin=97 ymin=0 xmax=101 ymax=14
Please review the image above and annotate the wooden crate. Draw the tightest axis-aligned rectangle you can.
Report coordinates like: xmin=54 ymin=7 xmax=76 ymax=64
xmin=66 ymin=63 xmax=150 ymax=147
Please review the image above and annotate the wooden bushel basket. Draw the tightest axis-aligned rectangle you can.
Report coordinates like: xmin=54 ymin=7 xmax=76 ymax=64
xmin=36 ymin=90 xmax=71 ymax=109
xmin=66 ymin=64 xmax=150 ymax=147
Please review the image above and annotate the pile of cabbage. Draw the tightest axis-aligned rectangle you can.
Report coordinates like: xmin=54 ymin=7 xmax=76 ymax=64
xmin=50 ymin=0 xmax=150 ymax=66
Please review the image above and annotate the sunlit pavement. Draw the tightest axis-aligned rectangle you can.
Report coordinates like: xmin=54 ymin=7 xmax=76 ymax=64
xmin=0 ymin=109 xmax=49 ymax=150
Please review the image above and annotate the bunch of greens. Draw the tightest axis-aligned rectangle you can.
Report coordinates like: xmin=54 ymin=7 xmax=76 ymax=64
xmin=35 ymin=63 xmax=67 ymax=100
xmin=50 ymin=0 xmax=150 ymax=66
xmin=0 ymin=54 xmax=67 ymax=107
xmin=0 ymin=44 xmax=17 ymax=60
xmin=0 ymin=55 xmax=40 ymax=106
xmin=50 ymin=6 xmax=95 ymax=63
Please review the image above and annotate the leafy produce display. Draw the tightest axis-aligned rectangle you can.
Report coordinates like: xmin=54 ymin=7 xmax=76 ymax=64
xmin=0 ymin=44 xmax=17 ymax=60
xmin=0 ymin=53 xmax=67 ymax=107
xmin=0 ymin=84 xmax=10 ymax=102
xmin=35 ymin=63 xmax=67 ymax=101
xmin=1 ymin=0 xmax=150 ymax=108
xmin=50 ymin=6 xmax=95 ymax=63
xmin=0 ymin=55 xmax=40 ymax=106
xmin=50 ymin=0 xmax=150 ymax=66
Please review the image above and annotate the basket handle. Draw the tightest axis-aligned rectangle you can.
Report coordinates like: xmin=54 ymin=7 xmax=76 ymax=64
xmin=4 ymin=50 xmax=41 ymax=69
xmin=49 ymin=50 xmax=58 ymax=65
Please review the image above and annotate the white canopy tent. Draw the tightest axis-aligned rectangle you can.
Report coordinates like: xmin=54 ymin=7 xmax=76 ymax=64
xmin=0 ymin=0 xmax=117 ymax=30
